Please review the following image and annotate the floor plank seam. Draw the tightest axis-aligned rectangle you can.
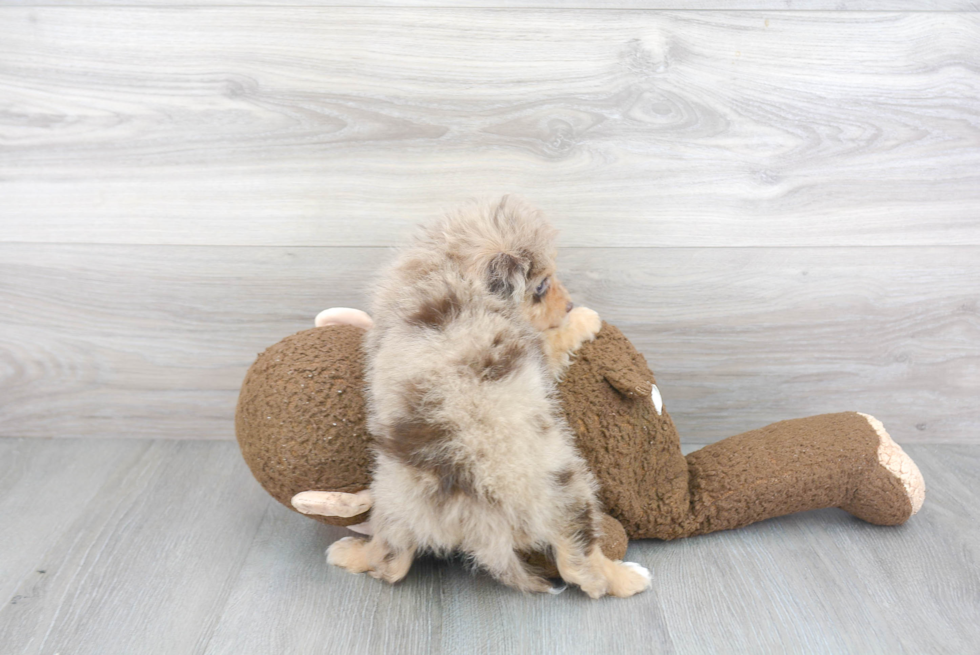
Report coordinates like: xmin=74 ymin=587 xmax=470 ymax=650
xmin=194 ymin=496 xmax=277 ymax=655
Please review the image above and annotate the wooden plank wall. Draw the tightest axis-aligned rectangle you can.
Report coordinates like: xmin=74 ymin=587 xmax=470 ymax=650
xmin=1 ymin=4 xmax=978 ymax=442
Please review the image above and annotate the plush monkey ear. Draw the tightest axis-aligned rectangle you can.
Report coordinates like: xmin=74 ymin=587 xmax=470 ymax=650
xmin=587 ymin=323 xmax=655 ymax=401
xmin=485 ymin=252 xmax=530 ymax=300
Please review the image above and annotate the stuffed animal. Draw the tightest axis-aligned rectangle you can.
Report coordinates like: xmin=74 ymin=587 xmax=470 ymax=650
xmin=236 ymin=308 xmax=924 ymax=570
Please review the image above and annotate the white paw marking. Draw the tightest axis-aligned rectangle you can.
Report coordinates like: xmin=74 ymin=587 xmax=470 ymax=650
xmin=548 ymin=583 xmax=568 ymax=595
xmin=650 ymin=385 xmax=663 ymax=415
xmin=315 ymin=307 xmax=374 ymax=329
xmin=622 ymin=561 xmax=652 ymax=582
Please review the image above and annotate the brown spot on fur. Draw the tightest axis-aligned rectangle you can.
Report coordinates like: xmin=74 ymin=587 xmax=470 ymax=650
xmin=378 ymin=417 xmax=451 ymax=466
xmin=409 ymin=290 xmax=462 ymax=329
xmin=400 ymin=256 xmax=432 ymax=278
xmin=517 ymin=547 xmax=555 ymax=579
xmin=481 ymin=341 xmax=526 ymax=382
xmin=377 ymin=410 xmax=476 ymax=499
xmin=518 ymin=248 xmax=538 ymax=280
xmin=399 ymin=379 xmax=427 ymax=416
xmin=465 ymin=333 xmax=528 ymax=383
xmin=378 ymin=380 xmax=447 ymax=465
xmin=569 ymin=504 xmax=598 ymax=550
xmin=553 ymin=468 xmax=574 ymax=486
xmin=487 ymin=252 xmax=529 ymax=298
xmin=532 ymin=413 xmax=554 ymax=433
xmin=432 ymin=462 xmax=476 ymax=497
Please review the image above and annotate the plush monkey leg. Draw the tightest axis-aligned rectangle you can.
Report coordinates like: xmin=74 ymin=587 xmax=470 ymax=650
xmin=676 ymin=412 xmax=925 ymax=537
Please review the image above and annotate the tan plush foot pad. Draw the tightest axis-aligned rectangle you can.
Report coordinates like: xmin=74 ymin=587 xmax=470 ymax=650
xmin=522 ymin=513 xmax=628 ymax=579
xmin=841 ymin=413 xmax=925 ymax=526
xmin=292 ymin=490 xmax=373 ymax=518
xmin=859 ymin=413 xmax=926 ymax=515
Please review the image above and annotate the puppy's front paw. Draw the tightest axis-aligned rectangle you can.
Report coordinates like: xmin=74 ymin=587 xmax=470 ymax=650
xmin=567 ymin=307 xmax=601 ymax=344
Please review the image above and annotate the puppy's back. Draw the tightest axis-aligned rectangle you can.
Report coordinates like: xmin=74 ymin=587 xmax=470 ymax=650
xmin=364 ymin=201 xmax=570 ymax=545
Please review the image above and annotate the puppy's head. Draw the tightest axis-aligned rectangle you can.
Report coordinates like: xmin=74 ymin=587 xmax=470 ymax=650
xmin=434 ymin=196 xmax=573 ymax=331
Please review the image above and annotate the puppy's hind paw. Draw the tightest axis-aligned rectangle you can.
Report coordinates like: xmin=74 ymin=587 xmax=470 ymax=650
xmin=607 ymin=561 xmax=652 ymax=598
xmin=326 ymin=536 xmax=370 ymax=573
xmin=315 ymin=307 xmax=374 ymax=330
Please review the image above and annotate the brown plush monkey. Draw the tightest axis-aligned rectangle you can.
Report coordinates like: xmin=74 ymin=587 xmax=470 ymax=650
xmin=236 ymin=309 xmax=924 ymax=568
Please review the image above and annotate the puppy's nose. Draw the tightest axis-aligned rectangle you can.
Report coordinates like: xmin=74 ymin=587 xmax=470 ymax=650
xmin=566 ymin=302 xmax=574 ymax=313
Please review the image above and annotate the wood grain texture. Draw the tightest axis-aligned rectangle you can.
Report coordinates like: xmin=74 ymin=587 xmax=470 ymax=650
xmin=202 ymin=502 xmax=445 ymax=655
xmin=0 ymin=439 xmax=270 ymax=655
xmin=3 ymin=1 xmax=977 ymax=9
xmin=2 ymin=9 xmax=978 ymax=247
xmin=0 ymin=439 xmax=151 ymax=611
xmin=1 ymin=243 xmax=977 ymax=442
xmin=1 ymin=440 xmax=977 ymax=654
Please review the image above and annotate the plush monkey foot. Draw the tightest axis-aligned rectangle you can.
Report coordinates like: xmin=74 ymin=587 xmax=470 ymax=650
xmin=841 ymin=413 xmax=926 ymax=525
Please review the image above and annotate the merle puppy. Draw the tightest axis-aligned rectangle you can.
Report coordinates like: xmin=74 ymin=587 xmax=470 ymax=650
xmin=327 ymin=196 xmax=651 ymax=598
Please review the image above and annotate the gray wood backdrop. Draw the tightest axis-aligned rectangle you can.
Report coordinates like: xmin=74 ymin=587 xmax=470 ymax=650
xmin=2 ymin=3 xmax=978 ymax=443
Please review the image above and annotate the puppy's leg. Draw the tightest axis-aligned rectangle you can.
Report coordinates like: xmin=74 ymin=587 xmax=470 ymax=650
xmin=550 ymin=477 xmax=651 ymax=598
xmin=468 ymin=542 xmax=555 ymax=594
xmin=543 ymin=307 xmax=602 ymax=375
xmin=461 ymin=523 xmax=554 ymax=593
xmin=327 ymin=536 xmax=416 ymax=584
xmin=554 ymin=537 xmax=651 ymax=599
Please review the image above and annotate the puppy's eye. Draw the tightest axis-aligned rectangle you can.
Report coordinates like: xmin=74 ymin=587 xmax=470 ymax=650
xmin=534 ymin=277 xmax=550 ymax=297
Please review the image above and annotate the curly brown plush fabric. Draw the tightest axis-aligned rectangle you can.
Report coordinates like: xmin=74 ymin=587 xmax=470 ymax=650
xmin=557 ymin=324 xmax=917 ymax=538
xmin=555 ymin=323 xmax=693 ymax=540
xmin=237 ymin=322 xmax=921 ymax=544
xmin=236 ymin=325 xmax=373 ymax=526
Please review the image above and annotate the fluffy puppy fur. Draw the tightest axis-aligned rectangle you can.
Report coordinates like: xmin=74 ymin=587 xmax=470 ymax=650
xmin=327 ymin=196 xmax=651 ymax=598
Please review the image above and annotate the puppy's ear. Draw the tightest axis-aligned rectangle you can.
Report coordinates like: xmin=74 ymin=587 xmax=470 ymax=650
xmin=486 ymin=252 xmax=530 ymax=300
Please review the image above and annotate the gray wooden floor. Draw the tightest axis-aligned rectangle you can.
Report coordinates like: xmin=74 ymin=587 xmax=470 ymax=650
xmin=3 ymin=1 xmax=978 ymax=653
xmin=3 ymin=5 xmax=979 ymax=444
xmin=1 ymin=437 xmax=976 ymax=654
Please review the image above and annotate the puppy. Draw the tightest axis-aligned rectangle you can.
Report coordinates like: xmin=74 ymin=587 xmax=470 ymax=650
xmin=327 ymin=196 xmax=651 ymax=598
